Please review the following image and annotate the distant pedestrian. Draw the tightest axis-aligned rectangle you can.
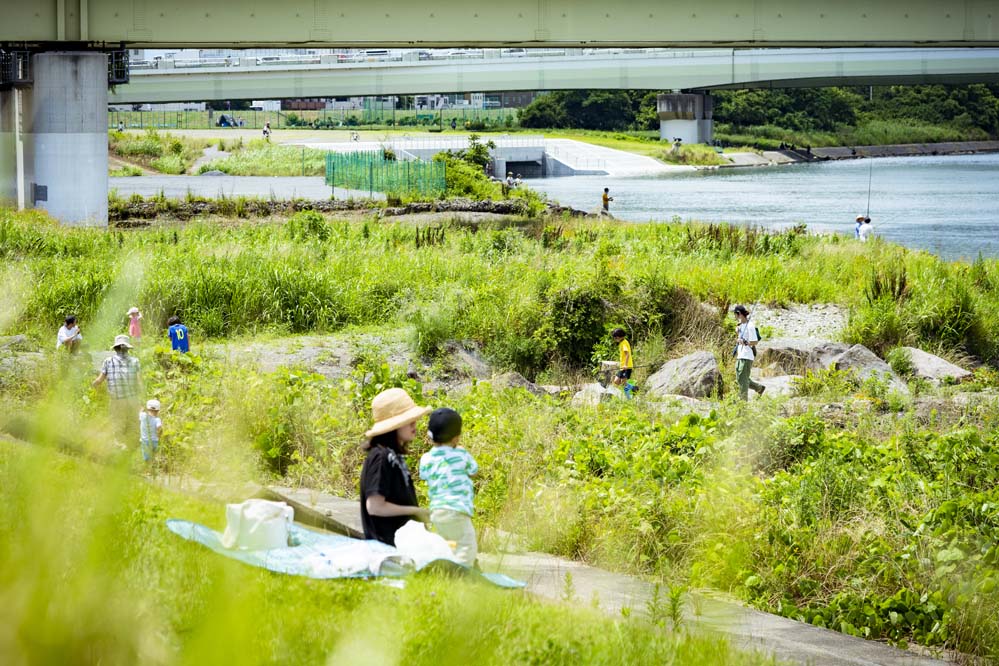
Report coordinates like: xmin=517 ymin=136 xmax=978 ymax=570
xmin=601 ymin=187 xmax=613 ymax=214
xmin=127 ymin=307 xmax=143 ymax=342
xmin=419 ymin=407 xmax=479 ymax=567
xmin=514 ymin=173 xmax=523 ymax=187
xmin=92 ymin=334 xmax=142 ymax=440
xmin=450 ymin=118 xmax=457 ymax=130
xmin=117 ymin=120 xmax=125 ymax=132
xmin=167 ymin=316 xmax=190 ymax=353
xmin=505 ymin=172 xmax=514 ymax=187
xmin=139 ymin=399 xmax=163 ymax=462
xmin=56 ymin=315 xmax=83 ymax=354
xmin=854 ymin=215 xmax=864 ymax=239
xmin=262 ymin=122 xmax=271 ymax=140
xmin=858 ymin=217 xmax=874 ymax=242
xmin=733 ymin=305 xmax=765 ymax=401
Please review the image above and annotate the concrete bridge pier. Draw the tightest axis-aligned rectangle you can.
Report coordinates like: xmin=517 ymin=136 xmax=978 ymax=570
xmin=0 ymin=88 xmax=17 ymax=207
xmin=658 ymin=93 xmax=713 ymax=145
xmin=2 ymin=52 xmax=108 ymax=225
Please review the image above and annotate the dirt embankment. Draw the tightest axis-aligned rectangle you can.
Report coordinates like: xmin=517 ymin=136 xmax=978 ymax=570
xmin=110 ymin=197 xmax=591 ymax=225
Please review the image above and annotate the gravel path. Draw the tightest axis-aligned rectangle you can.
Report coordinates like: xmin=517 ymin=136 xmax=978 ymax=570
xmin=751 ymin=303 xmax=848 ymax=340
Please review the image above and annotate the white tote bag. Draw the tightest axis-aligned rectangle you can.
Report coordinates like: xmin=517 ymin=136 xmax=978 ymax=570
xmin=221 ymin=499 xmax=294 ymax=551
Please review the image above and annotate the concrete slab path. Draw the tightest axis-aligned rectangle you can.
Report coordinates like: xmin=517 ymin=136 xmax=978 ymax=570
xmin=265 ymin=485 xmax=949 ymax=666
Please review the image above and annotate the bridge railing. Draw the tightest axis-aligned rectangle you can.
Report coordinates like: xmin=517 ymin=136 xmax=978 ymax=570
xmin=132 ymin=47 xmax=741 ymax=72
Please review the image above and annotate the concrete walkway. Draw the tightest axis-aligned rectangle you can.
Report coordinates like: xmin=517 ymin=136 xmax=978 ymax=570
xmin=109 ymin=175 xmax=385 ymax=201
xmin=266 ymin=485 xmax=948 ymax=666
xmin=289 ymin=135 xmax=691 ymax=178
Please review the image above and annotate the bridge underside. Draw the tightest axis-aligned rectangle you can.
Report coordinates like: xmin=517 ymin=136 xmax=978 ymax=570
xmin=3 ymin=1 xmax=999 ymax=48
xmin=110 ymin=50 xmax=999 ymax=104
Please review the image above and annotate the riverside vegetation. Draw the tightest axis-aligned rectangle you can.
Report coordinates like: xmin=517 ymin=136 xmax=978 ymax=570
xmin=2 ymin=207 xmax=999 ymax=661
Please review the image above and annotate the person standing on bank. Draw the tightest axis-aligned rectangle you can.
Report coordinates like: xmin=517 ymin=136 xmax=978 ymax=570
xmin=734 ymin=305 xmax=766 ymax=401
xmin=601 ymin=187 xmax=613 ymax=215
xmin=858 ymin=216 xmax=874 ymax=242
xmin=360 ymin=388 xmax=432 ymax=545
xmin=92 ymin=334 xmax=142 ymax=438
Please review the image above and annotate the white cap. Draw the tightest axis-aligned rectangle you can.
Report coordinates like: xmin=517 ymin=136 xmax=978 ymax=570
xmin=146 ymin=399 xmax=161 ymax=411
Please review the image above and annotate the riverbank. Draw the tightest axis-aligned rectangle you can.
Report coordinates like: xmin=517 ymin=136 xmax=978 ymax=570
xmin=3 ymin=206 xmax=998 ymax=660
xmin=713 ymin=140 xmax=999 ymax=170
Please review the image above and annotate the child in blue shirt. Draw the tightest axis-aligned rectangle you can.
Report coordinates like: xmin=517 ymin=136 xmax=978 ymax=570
xmin=167 ymin=316 xmax=189 ymax=353
xmin=418 ymin=408 xmax=479 ymax=567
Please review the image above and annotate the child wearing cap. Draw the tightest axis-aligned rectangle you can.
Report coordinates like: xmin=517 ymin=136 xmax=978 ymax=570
xmin=418 ymin=408 xmax=479 ymax=567
xmin=139 ymin=399 xmax=162 ymax=462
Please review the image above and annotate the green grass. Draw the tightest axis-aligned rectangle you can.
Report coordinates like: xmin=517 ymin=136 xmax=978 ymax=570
xmin=109 ymin=164 xmax=143 ymax=177
xmin=716 ymin=119 xmax=989 ymax=151
xmin=3 ymin=209 xmax=998 ymax=369
xmin=0 ymin=441 xmax=772 ymax=666
xmin=109 ymin=129 xmax=214 ymax=175
xmin=198 ymin=141 xmax=326 ymax=176
xmin=3 ymin=205 xmax=999 ymax=658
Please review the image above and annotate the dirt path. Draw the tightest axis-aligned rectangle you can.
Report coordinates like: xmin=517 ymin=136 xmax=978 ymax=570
xmin=187 ymin=145 xmax=231 ymax=174
xmin=108 ymin=155 xmax=158 ymax=176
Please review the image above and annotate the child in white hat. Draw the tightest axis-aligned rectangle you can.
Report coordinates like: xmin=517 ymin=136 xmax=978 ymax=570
xmin=127 ymin=307 xmax=143 ymax=342
xmin=139 ymin=399 xmax=162 ymax=462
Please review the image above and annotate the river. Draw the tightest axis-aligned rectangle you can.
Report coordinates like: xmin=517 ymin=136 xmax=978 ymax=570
xmin=527 ymin=153 xmax=999 ymax=261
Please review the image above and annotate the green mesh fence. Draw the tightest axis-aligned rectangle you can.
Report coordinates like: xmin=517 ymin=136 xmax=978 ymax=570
xmin=324 ymin=151 xmax=446 ymax=197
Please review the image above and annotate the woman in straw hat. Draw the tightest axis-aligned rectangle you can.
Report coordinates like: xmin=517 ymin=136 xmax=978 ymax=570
xmin=360 ymin=388 xmax=432 ymax=545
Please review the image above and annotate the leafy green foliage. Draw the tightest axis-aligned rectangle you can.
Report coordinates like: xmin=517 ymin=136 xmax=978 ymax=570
xmin=286 ymin=209 xmax=331 ymax=242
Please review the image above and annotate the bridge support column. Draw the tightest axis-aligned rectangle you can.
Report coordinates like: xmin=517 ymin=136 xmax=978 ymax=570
xmin=657 ymin=93 xmax=713 ymax=145
xmin=24 ymin=52 xmax=108 ymax=226
xmin=0 ymin=89 xmax=18 ymax=207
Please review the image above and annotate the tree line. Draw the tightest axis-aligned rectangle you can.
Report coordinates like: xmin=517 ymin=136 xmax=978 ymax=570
xmin=517 ymin=84 xmax=999 ymax=136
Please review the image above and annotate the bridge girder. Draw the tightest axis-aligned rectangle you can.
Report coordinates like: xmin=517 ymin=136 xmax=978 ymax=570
xmin=109 ymin=50 xmax=999 ymax=104
xmin=3 ymin=1 xmax=999 ymax=48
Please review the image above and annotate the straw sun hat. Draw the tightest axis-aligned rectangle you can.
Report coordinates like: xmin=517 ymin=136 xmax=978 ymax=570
xmin=364 ymin=388 xmax=432 ymax=438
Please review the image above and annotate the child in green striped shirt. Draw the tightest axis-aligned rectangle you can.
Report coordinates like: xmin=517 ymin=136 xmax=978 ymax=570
xmin=418 ymin=408 xmax=479 ymax=567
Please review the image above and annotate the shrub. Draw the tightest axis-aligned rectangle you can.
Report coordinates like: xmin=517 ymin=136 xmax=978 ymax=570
xmin=286 ymin=210 xmax=331 ymax=242
xmin=758 ymin=413 xmax=826 ymax=473
xmin=886 ymin=347 xmax=913 ymax=377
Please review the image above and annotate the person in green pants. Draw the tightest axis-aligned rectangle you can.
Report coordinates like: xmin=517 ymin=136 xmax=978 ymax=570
xmin=734 ymin=305 xmax=766 ymax=401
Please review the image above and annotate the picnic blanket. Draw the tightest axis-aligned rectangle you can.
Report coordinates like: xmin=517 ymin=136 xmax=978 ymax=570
xmin=166 ymin=519 xmax=525 ymax=588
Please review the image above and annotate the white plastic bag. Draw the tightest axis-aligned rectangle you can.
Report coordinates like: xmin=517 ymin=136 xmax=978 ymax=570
xmin=221 ymin=499 xmax=294 ymax=551
xmin=393 ymin=520 xmax=460 ymax=569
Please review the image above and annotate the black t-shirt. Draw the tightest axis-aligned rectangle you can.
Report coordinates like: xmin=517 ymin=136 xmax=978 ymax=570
xmin=359 ymin=445 xmax=419 ymax=545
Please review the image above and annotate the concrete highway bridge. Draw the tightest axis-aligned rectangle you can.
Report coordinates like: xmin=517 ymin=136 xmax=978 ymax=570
xmin=111 ymin=47 xmax=999 ymax=145
xmin=3 ymin=0 xmax=999 ymax=225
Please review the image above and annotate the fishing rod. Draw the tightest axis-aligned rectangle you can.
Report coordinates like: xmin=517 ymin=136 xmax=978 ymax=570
xmin=865 ymin=156 xmax=874 ymax=219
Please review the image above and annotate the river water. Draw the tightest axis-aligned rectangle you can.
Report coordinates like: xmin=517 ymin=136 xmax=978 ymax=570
xmin=527 ymin=153 xmax=999 ymax=261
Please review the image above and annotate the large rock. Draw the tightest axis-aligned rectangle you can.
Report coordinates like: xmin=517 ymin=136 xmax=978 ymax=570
xmin=0 ymin=335 xmax=30 ymax=351
xmin=443 ymin=342 xmax=492 ymax=380
xmin=755 ymin=338 xmax=850 ymax=374
xmin=649 ymin=394 xmax=715 ymax=418
xmin=571 ymin=383 xmax=623 ymax=407
xmin=901 ymin=347 xmax=971 ymax=385
xmin=646 ymin=351 xmax=721 ymax=399
xmin=487 ymin=371 xmax=545 ymax=397
xmin=749 ymin=375 xmax=802 ymax=400
xmin=832 ymin=344 xmax=909 ymax=394
xmin=809 ymin=342 xmax=855 ymax=372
